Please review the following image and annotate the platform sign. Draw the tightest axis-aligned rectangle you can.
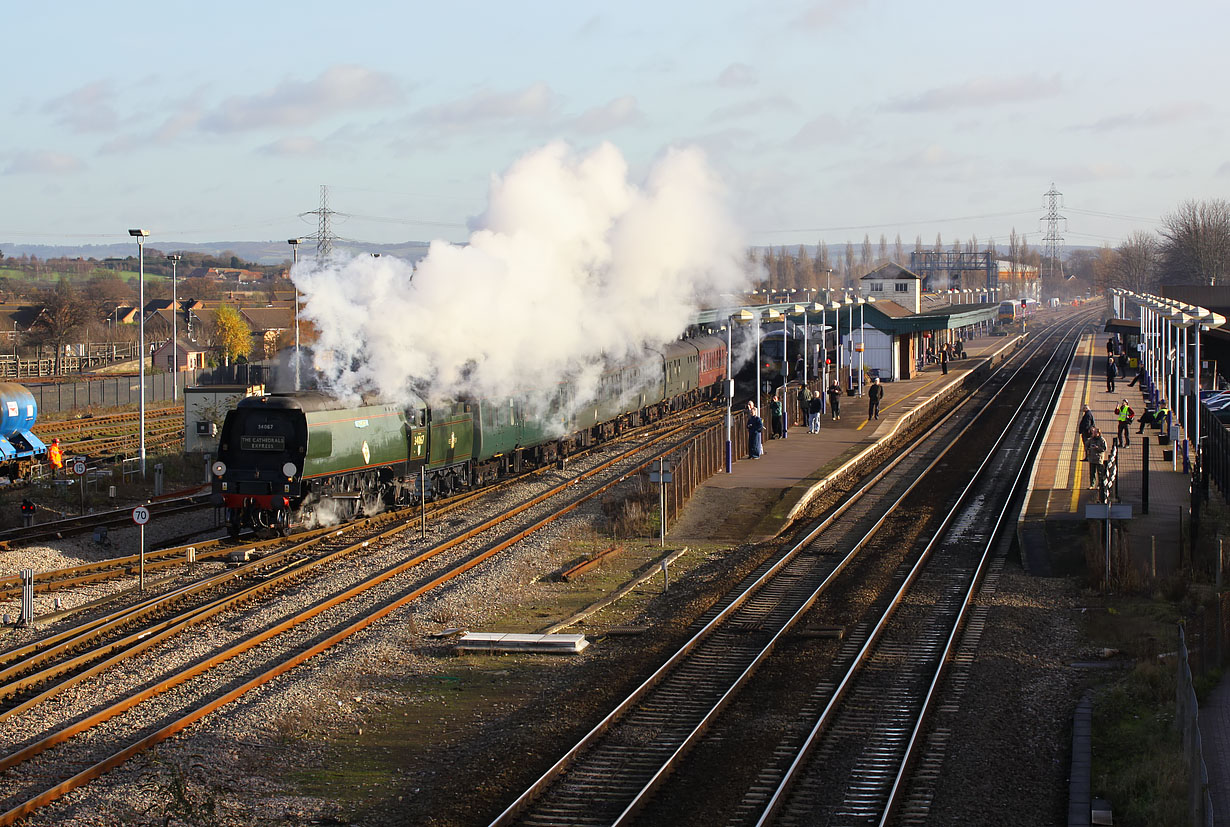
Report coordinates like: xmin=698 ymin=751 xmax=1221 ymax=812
xmin=648 ymin=470 xmax=673 ymax=483
xmin=1085 ymin=504 xmax=1132 ymax=520
xmin=132 ymin=506 xmax=150 ymax=525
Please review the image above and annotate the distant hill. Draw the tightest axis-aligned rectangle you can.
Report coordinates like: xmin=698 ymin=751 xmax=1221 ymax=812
xmin=0 ymin=240 xmax=434 ymax=266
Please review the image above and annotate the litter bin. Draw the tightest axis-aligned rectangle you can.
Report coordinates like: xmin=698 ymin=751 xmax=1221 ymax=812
xmin=1163 ymin=448 xmax=1174 ymax=462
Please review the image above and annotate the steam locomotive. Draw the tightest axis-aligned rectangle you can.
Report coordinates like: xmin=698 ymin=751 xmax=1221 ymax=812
xmin=210 ymin=336 xmax=728 ymax=535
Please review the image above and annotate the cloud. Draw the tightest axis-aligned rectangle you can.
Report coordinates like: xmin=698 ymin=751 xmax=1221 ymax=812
xmin=1218 ymin=161 xmax=1230 ymax=177
xmin=567 ymin=96 xmax=645 ymax=134
xmin=296 ymin=141 xmax=754 ymax=414
xmin=413 ymin=82 xmax=557 ymax=130
xmin=717 ymin=63 xmax=758 ymax=88
xmin=200 ymin=65 xmax=403 ymax=133
xmin=885 ymin=74 xmax=1062 ymax=112
xmin=708 ymin=96 xmax=795 ymax=123
xmin=797 ymin=0 xmax=864 ymax=29
xmin=4 ymin=151 xmax=84 ymax=175
xmin=787 ymin=114 xmax=853 ymax=147
xmin=1072 ymin=102 xmax=1208 ymax=133
xmin=257 ymin=136 xmax=329 ymax=157
xmin=41 ymin=82 xmax=119 ymax=133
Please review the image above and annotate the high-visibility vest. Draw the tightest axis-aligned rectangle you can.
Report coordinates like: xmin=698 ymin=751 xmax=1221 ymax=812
xmin=48 ymin=445 xmax=63 ymax=468
xmin=1117 ymin=406 xmax=1133 ymax=422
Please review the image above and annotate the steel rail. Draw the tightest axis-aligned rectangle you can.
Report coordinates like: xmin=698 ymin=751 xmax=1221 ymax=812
xmin=0 ymin=414 xmax=716 ymax=824
xmin=753 ymin=316 xmax=1089 ymax=826
xmin=486 ymin=320 xmax=1080 ymax=827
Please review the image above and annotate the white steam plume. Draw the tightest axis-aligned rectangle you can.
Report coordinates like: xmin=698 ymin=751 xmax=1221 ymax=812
xmin=295 ymin=141 xmax=755 ymax=411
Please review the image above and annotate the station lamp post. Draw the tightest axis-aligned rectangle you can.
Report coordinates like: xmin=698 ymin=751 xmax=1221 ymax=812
xmin=828 ymin=299 xmax=842 ymax=401
xmin=756 ymin=308 xmax=781 ymax=414
xmin=128 ymin=229 xmax=149 ymax=478
xmin=166 ymin=254 xmax=181 ymax=401
xmin=288 ymin=238 xmax=303 ymax=390
xmin=787 ymin=304 xmax=805 ymax=388
xmin=855 ymin=296 xmax=867 ymax=395
xmin=728 ymin=309 xmax=754 ymax=472
xmin=1195 ymin=311 xmax=1227 ymax=466
xmin=844 ymin=294 xmax=855 ymax=393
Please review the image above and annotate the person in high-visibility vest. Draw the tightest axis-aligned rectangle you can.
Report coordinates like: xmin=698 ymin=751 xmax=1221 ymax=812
xmin=1114 ymin=399 xmax=1135 ymax=448
xmin=47 ymin=439 xmax=63 ymax=476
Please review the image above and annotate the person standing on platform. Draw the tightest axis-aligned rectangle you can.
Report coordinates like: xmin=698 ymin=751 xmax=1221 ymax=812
xmin=827 ymin=380 xmax=842 ymax=421
xmin=939 ymin=345 xmax=949 ymax=375
xmin=808 ymin=391 xmax=824 ymax=433
xmin=798 ymin=386 xmax=811 ymax=428
xmin=868 ymin=376 xmax=884 ymax=420
xmin=1114 ymin=399 xmax=1135 ymax=447
xmin=1086 ymin=427 xmax=1108 ymax=490
xmin=1106 ymin=357 xmax=1118 ymax=393
xmin=1078 ymin=405 xmax=1095 ymax=459
xmin=1106 ymin=337 xmax=1117 ymax=358
xmin=746 ymin=405 xmax=764 ymax=458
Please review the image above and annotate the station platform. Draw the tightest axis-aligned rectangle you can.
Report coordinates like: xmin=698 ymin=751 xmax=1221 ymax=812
xmin=1017 ymin=333 xmax=1187 ymax=578
xmin=669 ymin=332 xmax=1022 ymax=544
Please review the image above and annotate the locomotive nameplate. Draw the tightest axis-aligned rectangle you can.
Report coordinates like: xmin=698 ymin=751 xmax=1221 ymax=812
xmin=240 ymin=435 xmax=286 ymax=451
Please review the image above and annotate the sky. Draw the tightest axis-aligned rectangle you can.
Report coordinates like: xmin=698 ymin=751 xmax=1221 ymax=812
xmin=4 ymin=0 xmax=1229 ymax=256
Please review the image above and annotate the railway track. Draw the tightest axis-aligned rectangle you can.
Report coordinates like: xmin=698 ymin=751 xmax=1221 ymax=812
xmin=31 ymin=406 xmax=185 ymax=464
xmin=488 ymin=314 xmax=1093 ymax=827
xmin=0 ymin=405 xmax=725 ymax=824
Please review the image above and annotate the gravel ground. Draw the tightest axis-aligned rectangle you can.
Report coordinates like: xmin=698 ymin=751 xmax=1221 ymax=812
xmin=2 ymin=425 xmax=1097 ymax=826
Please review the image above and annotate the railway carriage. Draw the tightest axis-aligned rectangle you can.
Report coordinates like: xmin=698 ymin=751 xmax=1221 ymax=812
xmin=212 ymin=335 xmax=729 ymax=535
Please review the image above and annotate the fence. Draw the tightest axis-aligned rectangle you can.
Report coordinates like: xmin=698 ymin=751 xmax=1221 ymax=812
xmin=25 ymin=371 xmax=204 ymax=416
xmin=1177 ymin=625 xmax=1215 ymax=827
xmin=0 ymin=343 xmax=139 ymax=379
xmin=653 ymin=413 xmax=746 ymax=534
xmin=24 ymin=363 xmax=274 ymax=416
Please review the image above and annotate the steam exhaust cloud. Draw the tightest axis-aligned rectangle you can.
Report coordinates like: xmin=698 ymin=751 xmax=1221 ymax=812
xmin=294 ymin=141 xmax=757 ymax=414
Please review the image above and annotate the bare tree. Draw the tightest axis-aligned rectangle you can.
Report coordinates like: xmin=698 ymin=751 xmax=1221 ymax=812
xmin=1114 ymin=231 xmax=1160 ymax=291
xmin=894 ymin=234 xmax=904 ymax=265
xmin=1159 ymin=199 xmax=1230 ymax=285
xmin=30 ymin=278 xmax=90 ymax=374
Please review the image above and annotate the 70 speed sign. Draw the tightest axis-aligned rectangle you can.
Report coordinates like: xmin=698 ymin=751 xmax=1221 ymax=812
xmin=132 ymin=506 xmax=151 ymax=526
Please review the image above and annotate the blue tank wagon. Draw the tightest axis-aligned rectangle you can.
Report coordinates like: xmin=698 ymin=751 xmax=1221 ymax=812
xmin=0 ymin=383 xmax=48 ymax=480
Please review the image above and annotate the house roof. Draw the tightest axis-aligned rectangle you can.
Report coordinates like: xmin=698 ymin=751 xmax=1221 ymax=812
xmin=868 ymin=300 xmax=914 ymax=319
xmin=153 ymin=337 xmax=207 ymax=355
xmin=239 ymin=307 xmax=294 ymax=331
xmin=862 ymin=262 xmax=922 ymax=281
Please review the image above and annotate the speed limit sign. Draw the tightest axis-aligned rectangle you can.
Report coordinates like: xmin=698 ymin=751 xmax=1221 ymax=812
xmin=72 ymin=459 xmax=87 ymax=476
xmin=132 ymin=506 xmax=150 ymax=526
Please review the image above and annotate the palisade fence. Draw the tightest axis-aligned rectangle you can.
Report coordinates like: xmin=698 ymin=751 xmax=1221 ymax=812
xmin=652 ymin=411 xmax=747 ymax=535
xmin=1176 ymin=625 xmax=1215 ymax=827
xmin=27 ymin=363 xmax=274 ymax=416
